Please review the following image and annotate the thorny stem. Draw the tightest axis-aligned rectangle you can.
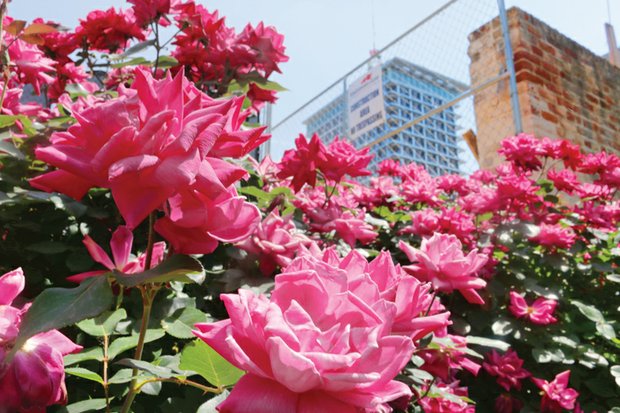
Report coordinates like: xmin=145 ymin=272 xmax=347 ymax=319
xmin=103 ymin=334 xmax=111 ymax=413
xmin=120 ymin=213 xmax=159 ymax=413
xmin=119 ymin=285 xmax=158 ymax=413
xmin=417 ymin=377 xmax=436 ymax=402
xmin=144 ymin=212 xmax=156 ymax=271
xmin=424 ymin=291 xmax=437 ymax=317
xmin=135 ymin=377 xmax=223 ymax=395
xmin=152 ymin=22 xmax=161 ymax=75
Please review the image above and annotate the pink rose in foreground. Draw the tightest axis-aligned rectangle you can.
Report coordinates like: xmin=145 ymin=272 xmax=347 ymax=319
xmin=194 ymin=250 xmax=430 ymax=412
xmin=483 ymin=349 xmax=530 ymax=391
xmin=0 ymin=268 xmax=82 ymax=412
xmin=532 ymin=370 xmax=579 ymax=413
xmin=508 ymin=291 xmax=557 ymax=325
xmin=399 ymin=233 xmax=488 ymax=305
xmin=286 ymin=249 xmax=451 ymax=340
xmin=67 ymin=226 xmax=166 ymax=283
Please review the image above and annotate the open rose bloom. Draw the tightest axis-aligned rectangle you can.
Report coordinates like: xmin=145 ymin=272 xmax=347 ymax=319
xmin=31 ymin=68 xmax=263 ymax=254
xmin=194 ymin=250 xmax=450 ymax=412
xmin=399 ymin=233 xmax=488 ymax=304
xmin=0 ymin=269 xmax=82 ymax=412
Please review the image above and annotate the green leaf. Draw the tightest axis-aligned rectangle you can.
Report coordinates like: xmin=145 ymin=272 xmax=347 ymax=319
xmin=607 ymin=273 xmax=620 ymax=283
xmin=162 ymin=307 xmax=210 ymax=339
xmin=65 ymin=367 xmax=104 ymax=384
xmin=611 ymin=365 xmax=620 ymax=387
xmin=572 ymin=300 xmax=605 ymax=323
xmin=9 ymin=276 xmax=113 ymax=360
xmin=197 ymin=390 xmax=230 ymax=413
xmin=0 ymin=114 xmax=18 ymax=128
xmin=56 ymin=398 xmax=109 ymax=413
xmin=179 ymin=340 xmax=244 ymax=388
xmin=156 ymin=55 xmax=179 ymax=68
xmin=108 ymin=368 xmax=135 ymax=384
xmin=76 ymin=309 xmax=127 ymax=337
xmin=466 ymin=336 xmax=510 ymax=351
xmin=25 ymin=241 xmax=69 ymax=254
xmin=118 ymin=39 xmax=156 ymax=57
xmin=116 ymin=359 xmax=178 ymax=379
xmin=532 ymin=348 xmax=566 ymax=364
xmin=46 ymin=116 xmax=75 ymax=128
xmin=64 ymin=347 xmax=104 ymax=366
xmin=108 ymin=329 xmax=165 ymax=360
xmin=596 ymin=322 xmax=617 ymax=340
xmin=0 ymin=140 xmax=24 ymax=159
xmin=491 ymin=317 xmax=515 ymax=336
xmin=110 ymin=56 xmax=150 ymax=68
xmin=112 ymin=255 xmax=205 ymax=287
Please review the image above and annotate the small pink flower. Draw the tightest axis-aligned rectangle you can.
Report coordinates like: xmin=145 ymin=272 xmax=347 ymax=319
xmin=530 ymin=223 xmax=577 ymax=250
xmin=547 ymin=169 xmax=579 ymax=193
xmin=399 ymin=233 xmax=488 ymax=305
xmin=498 ymin=133 xmax=546 ymax=170
xmin=317 ymin=137 xmax=372 ymax=183
xmin=277 ymin=134 xmax=326 ymax=192
xmin=0 ymin=269 xmax=82 ymax=412
xmin=417 ymin=335 xmax=480 ymax=381
xmin=76 ymin=7 xmax=147 ymax=52
xmin=532 ymin=370 xmax=579 ymax=413
xmin=67 ymin=226 xmax=166 ymax=283
xmin=236 ymin=211 xmax=313 ymax=275
xmin=508 ymin=291 xmax=558 ymax=325
xmin=6 ymin=37 xmax=55 ymax=95
xmin=482 ymin=349 xmax=530 ymax=391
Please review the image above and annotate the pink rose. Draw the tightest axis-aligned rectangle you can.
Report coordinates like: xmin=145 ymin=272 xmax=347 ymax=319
xmin=508 ymin=291 xmax=557 ymax=325
xmin=236 ymin=211 xmax=313 ymax=275
xmin=529 ymin=223 xmax=577 ymax=250
xmin=399 ymin=233 xmax=488 ymax=305
xmin=317 ymin=137 xmax=372 ymax=183
xmin=0 ymin=269 xmax=82 ymax=412
xmin=482 ymin=349 xmax=530 ymax=391
xmin=419 ymin=381 xmax=475 ymax=413
xmin=531 ymin=370 xmax=579 ymax=412
xmin=277 ymin=134 xmax=326 ymax=192
xmin=194 ymin=249 xmax=451 ymax=412
xmin=32 ymin=68 xmax=262 ymax=252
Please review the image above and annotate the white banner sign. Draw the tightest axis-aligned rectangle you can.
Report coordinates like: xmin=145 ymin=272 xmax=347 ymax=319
xmin=347 ymin=65 xmax=386 ymax=141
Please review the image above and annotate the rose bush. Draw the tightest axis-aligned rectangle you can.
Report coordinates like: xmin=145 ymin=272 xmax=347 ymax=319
xmin=0 ymin=1 xmax=618 ymax=412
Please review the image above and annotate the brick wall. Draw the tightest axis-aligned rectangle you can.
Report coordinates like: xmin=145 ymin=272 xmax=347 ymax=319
xmin=469 ymin=7 xmax=620 ymax=169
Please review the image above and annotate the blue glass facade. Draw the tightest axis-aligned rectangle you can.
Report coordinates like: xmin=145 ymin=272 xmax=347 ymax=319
xmin=304 ymin=58 xmax=465 ymax=176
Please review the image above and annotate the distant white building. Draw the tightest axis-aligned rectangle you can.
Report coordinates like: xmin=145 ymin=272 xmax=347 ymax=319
xmin=304 ymin=57 xmax=466 ymax=175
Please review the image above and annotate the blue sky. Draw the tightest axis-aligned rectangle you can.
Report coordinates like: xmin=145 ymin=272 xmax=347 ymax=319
xmin=9 ymin=0 xmax=619 ymax=161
